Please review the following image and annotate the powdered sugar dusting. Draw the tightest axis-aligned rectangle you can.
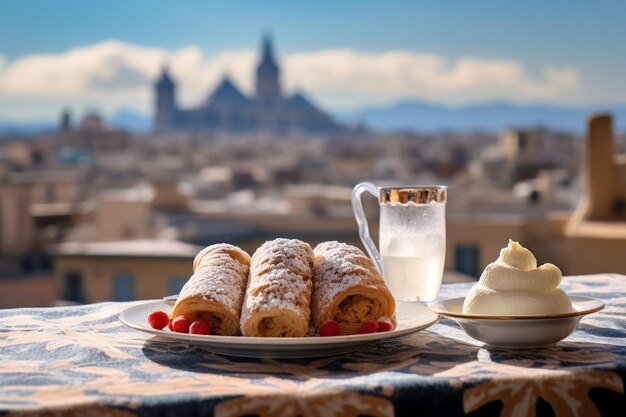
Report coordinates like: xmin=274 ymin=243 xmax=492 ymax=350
xmin=176 ymin=244 xmax=250 ymax=320
xmin=241 ymin=238 xmax=313 ymax=327
xmin=312 ymin=241 xmax=379 ymax=305
xmin=311 ymin=241 xmax=395 ymax=331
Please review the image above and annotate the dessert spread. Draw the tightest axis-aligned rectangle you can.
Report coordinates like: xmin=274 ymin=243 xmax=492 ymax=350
xmin=149 ymin=239 xmax=396 ymax=337
xmin=462 ymin=240 xmax=573 ymax=315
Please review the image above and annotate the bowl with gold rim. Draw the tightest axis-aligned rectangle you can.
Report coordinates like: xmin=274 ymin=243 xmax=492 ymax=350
xmin=428 ymin=296 xmax=604 ymax=349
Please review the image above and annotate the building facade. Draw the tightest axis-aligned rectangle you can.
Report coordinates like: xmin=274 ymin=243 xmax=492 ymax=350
xmin=447 ymin=113 xmax=626 ymax=277
xmin=154 ymin=35 xmax=338 ymax=133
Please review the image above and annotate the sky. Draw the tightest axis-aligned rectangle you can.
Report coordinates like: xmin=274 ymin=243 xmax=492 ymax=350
xmin=0 ymin=0 xmax=625 ymax=120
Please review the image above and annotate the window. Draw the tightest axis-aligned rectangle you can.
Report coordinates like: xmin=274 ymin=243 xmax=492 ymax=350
xmin=455 ymin=245 xmax=480 ymax=278
xmin=44 ymin=184 xmax=56 ymax=203
xmin=62 ymin=271 xmax=85 ymax=303
xmin=168 ymin=276 xmax=188 ymax=295
xmin=112 ymin=272 xmax=135 ymax=301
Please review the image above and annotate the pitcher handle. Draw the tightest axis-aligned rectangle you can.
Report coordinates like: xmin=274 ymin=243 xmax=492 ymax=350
xmin=351 ymin=182 xmax=383 ymax=274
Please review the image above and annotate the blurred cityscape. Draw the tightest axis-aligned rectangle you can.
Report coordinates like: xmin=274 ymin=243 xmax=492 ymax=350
xmin=1 ymin=33 xmax=625 ymax=308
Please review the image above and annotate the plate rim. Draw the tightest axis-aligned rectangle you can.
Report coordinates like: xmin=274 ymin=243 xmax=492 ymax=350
xmin=119 ymin=300 xmax=439 ymax=346
xmin=428 ymin=295 xmax=604 ymax=320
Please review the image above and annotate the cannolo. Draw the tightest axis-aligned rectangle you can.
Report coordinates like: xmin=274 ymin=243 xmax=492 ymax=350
xmin=311 ymin=241 xmax=396 ymax=334
xmin=240 ymin=238 xmax=314 ymax=337
xmin=171 ymin=243 xmax=250 ymax=335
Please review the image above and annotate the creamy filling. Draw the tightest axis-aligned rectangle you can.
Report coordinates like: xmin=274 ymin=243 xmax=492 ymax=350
xmin=257 ymin=315 xmax=294 ymax=337
xmin=333 ymin=294 xmax=388 ymax=331
xmin=335 ymin=295 xmax=373 ymax=322
xmin=197 ymin=311 xmax=224 ymax=334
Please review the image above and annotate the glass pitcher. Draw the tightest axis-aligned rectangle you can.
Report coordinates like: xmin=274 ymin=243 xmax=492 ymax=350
xmin=352 ymin=183 xmax=448 ymax=302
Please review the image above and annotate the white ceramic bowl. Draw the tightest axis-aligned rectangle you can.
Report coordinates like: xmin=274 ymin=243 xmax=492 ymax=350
xmin=428 ymin=296 xmax=604 ymax=349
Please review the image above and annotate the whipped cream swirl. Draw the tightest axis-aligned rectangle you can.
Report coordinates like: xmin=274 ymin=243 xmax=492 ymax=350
xmin=462 ymin=240 xmax=573 ymax=315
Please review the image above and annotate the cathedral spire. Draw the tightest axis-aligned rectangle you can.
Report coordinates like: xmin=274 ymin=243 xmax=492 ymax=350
xmin=155 ymin=62 xmax=176 ymax=131
xmin=156 ymin=64 xmax=174 ymax=88
xmin=261 ymin=33 xmax=276 ymax=64
xmin=256 ymin=32 xmax=281 ymax=103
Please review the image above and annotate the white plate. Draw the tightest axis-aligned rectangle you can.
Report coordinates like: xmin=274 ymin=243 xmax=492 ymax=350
xmin=429 ymin=296 xmax=604 ymax=349
xmin=120 ymin=300 xmax=439 ymax=358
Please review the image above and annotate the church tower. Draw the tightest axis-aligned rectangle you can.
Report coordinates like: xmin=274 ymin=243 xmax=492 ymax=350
xmin=255 ymin=33 xmax=282 ymax=103
xmin=155 ymin=65 xmax=177 ymax=131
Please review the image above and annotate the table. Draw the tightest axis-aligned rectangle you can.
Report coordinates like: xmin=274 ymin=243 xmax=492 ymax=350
xmin=1 ymin=274 xmax=625 ymax=417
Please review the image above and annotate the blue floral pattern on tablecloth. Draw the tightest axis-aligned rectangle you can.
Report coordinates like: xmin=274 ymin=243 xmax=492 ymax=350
xmin=0 ymin=274 xmax=625 ymax=417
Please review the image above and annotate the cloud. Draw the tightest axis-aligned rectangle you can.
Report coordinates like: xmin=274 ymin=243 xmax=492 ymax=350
xmin=283 ymin=50 xmax=582 ymax=108
xmin=0 ymin=41 xmax=256 ymax=119
xmin=0 ymin=40 xmax=584 ymax=120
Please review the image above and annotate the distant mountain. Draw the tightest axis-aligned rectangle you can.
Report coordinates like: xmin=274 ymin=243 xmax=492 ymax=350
xmin=0 ymin=111 xmax=152 ymax=135
xmin=3 ymin=101 xmax=626 ymax=136
xmin=109 ymin=109 xmax=151 ymax=132
xmin=0 ymin=119 xmax=54 ymax=136
xmin=0 ymin=110 xmax=151 ymax=135
xmin=336 ymin=101 xmax=626 ymax=133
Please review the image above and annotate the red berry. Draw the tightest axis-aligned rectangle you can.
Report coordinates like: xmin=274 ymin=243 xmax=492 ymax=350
xmin=376 ymin=317 xmax=394 ymax=332
xmin=167 ymin=319 xmax=174 ymax=331
xmin=171 ymin=316 xmax=191 ymax=333
xmin=189 ymin=319 xmax=211 ymax=335
xmin=358 ymin=320 xmax=379 ymax=334
xmin=147 ymin=310 xmax=169 ymax=330
xmin=319 ymin=319 xmax=341 ymax=337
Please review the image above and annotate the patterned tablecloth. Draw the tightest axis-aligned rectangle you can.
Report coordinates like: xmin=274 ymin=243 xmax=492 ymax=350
xmin=1 ymin=274 xmax=625 ymax=417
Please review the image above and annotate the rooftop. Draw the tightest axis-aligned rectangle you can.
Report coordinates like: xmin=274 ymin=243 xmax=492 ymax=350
xmin=567 ymin=220 xmax=626 ymax=239
xmin=55 ymin=239 xmax=202 ymax=259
